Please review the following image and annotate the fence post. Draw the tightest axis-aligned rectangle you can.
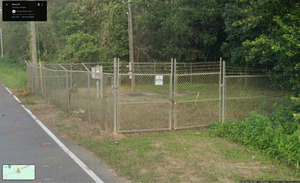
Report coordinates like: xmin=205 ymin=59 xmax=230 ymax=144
xmin=117 ymin=58 xmax=120 ymax=131
xmin=70 ymin=63 xmax=73 ymax=89
xmin=219 ymin=57 xmax=222 ymax=122
xmin=38 ymin=60 xmax=45 ymax=100
xmin=113 ymin=58 xmax=117 ymax=133
xmin=42 ymin=66 xmax=47 ymax=102
xmin=100 ymin=66 xmax=103 ymax=99
xmin=169 ymin=58 xmax=173 ymax=130
xmin=174 ymin=58 xmax=177 ymax=130
xmin=59 ymin=64 xmax=71 ymax=112
xmin=88 ymin=72 xmax=91 ymax=122
xmin=81 ymin=63 xmax=91 ymax=122
xmin=222 ymin=61 xmax=226 ymax=122
xmin=190 ymin=62 xmax=192 ymax=83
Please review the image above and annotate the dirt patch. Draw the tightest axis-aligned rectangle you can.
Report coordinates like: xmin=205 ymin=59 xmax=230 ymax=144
xmin=14 ymin=88 xmax=34 ymax=98
xmin=22 ymin=96 xmax=125 ymax=142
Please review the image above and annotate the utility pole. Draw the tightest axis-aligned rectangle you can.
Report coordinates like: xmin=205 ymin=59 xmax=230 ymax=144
xmin=30 ymin=21 xmax=38 ymax=89
xmin=128 ymin=0 xmax=135 ymax=91
xmin=0 ymin=28 xmax=3 ymax=59
xmin=30 ymin=22 xmax=37 ymax=65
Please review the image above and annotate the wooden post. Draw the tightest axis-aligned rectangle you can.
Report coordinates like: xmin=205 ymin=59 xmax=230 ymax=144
xmin=30 ymin=22 xmax=38 ymax=89
xmin=128 ymin=0 xmax=135 ymax=91
xmin=30 ymin=22 xmax=38 ymax=65
xmin=0 ymin=28 xmax=3 ymax=59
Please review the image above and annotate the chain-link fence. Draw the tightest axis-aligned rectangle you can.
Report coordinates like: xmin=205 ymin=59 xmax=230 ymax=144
xmin=117 ymin=60 xmax=173 ymax=132
xmin=26 ymin=61 xmax=115 ymax=132
xmin=174 ymin=61 xmax=221 ymax=129
xmin=224 ymin=64 xmax=286 ymax=121
xmin=26 ymin=59 xmax=288 ymax=133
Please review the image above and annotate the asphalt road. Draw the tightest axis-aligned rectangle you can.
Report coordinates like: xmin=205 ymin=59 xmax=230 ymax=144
xmin=0 ymin=84 xmax=123 ymax=183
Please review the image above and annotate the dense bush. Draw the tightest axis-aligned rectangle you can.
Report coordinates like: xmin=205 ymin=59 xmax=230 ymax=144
xmin=210 ymin=105 xmax=300 ymax=170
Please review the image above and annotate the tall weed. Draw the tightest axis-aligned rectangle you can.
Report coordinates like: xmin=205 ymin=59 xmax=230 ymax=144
xmin=210 ymin=104 xmax=300 ymax=170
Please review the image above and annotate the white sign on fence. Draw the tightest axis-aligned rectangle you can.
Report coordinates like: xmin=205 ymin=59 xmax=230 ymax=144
xmin=155 ymin=75 xmax=163 ymax=85
xmin=92 ymin=66 xmax=102 ymax=79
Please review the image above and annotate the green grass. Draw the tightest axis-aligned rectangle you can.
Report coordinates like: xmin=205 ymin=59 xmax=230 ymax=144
xmin=57 ymin=112 xmax=70 ymax=121
xmin=209 ymin=105 xmax=300 ymax=171
xmin=53 ymin=123 xmax=300 ymax=182
xmin=0 ymin=59 xmax=27 ymax=89
xmin=43 ymin=83 xmax=287 ymax=131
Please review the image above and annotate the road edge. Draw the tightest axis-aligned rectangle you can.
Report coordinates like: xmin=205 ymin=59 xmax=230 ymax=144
xmin=3 ymin=85 xmax=103 ymax=183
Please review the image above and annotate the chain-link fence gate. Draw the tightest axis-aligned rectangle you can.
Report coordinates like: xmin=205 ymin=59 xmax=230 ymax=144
xmin=26 ymin=58 xmax=288 ymax=133
xmin=115 ymin=58 xmax=173 ymax=132
xmin=173 ymin=60 xmax=222 ymax=130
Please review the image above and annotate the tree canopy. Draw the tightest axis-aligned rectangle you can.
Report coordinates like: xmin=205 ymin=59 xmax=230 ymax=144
xmin=1 ymin=0 xmax=299 ymax=92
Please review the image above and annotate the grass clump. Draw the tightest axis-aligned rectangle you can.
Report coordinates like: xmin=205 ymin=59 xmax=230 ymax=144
xmin=209 ymin=104 xmax=300 ymax=171
xmin=0 ymin=59 xmax=27 ymax=89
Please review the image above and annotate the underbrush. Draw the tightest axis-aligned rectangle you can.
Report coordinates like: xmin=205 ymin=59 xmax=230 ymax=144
xmin=0 ymin=59 xmax=27 ymax=89
xmin=210 ymin=103 xmax=300 ymax=171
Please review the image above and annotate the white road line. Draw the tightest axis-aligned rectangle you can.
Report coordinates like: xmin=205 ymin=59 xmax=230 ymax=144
xmin=4 ymin=86 xmax=104 ymax=183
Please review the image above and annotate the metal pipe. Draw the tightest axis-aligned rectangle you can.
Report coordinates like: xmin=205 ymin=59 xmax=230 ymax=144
xmin=43 ymin=68 xmax=47 ymax=102
xmin=59 ymin=64 xmax=71 ymax=112
xmin=88 ymin=72 xmax=91 ymax=122
xmin=113 ymin=58 xmax=117 ymax=133
xmin=169 ymin=58 xmax=173 ymax=130
xmin=174 ymin=58 xmax=177 ymax=129
xmin=219 ymin=57 xmax=222 ymax=122
xmin=100 ymin=66 xmax=104 ymax=99
xmin=118 ymin=128 xmax=170 ymax=133
xmin=222 ymin=61 xmax=226 ymax=122
xmin=116 ymin=58 xmax=120 ymax=131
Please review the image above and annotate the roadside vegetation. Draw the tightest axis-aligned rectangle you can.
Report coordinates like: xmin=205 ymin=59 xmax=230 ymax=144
xmin=210 ymin=102 xmax=300 ymax=171
xmin=0 ymin=0 xmax=299 ymax=182
xmin=18 ymin=95 xmax=299 ymax=182
xmin=1 ymin=57 xmax=299 ymax=181
xmin=0 ymin=59 xmax=27 ymax=90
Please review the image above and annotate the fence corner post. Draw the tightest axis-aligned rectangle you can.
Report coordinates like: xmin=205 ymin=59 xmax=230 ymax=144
xmin=169 ymin=58 xmax=174 ymax=130
xmin=222 ymin=60 xmax=226 ymax=123
xmin=113 ymin=57 xmax=118 ymax=134
xmin=173 ymin=58 xmax=177 ymax=130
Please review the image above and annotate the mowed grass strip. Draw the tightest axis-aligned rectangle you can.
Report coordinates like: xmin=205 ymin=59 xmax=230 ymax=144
xmin=23 ymin=94 xmax=299 ymax=182
xmin=53 ymin=121 xmax=299 ymax=182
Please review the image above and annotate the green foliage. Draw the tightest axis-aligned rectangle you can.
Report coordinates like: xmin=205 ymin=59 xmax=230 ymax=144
xmin=132 ymin=0 xmax=227 ymax=62
xmin=1 ymin=0 xmax=299 ymax=94
xmin=2 ymin=0 xmax=228 ymax=64
xmin=210 ymin=104 xmax=300 ymax=170
xmin=223 ymin=0 xmax=300 ymax=93
xmin=269 ymin=105 xmax=298 ymax=135
xmin=0 ymin=59 xmax=27 ymax=89
xmin=0 ymin=22 xmax=30 ymax=62
xmin=291 ymin=96 xmax=300 ymax=122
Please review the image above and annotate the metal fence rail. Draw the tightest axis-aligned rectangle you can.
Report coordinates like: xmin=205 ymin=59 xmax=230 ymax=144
xmin=26 ymin=58 xmax=287 ymax=133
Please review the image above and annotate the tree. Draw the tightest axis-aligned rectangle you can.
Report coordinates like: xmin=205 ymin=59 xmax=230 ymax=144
xmin=222 ymin=0 xmax=300 ymax=93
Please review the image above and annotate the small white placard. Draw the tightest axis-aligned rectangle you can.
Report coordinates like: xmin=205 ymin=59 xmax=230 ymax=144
xmin=155 ymin=75 xmax=163 ymax=85
xmin=92 ymin=66 xmax=101 ymax=79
